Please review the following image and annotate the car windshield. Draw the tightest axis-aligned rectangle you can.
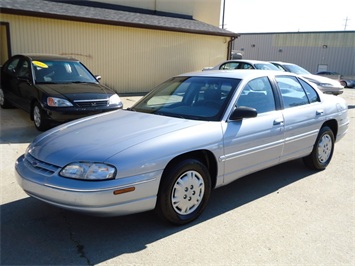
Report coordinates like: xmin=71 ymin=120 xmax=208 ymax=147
xmin=131 ymin=76 xmax=240 ymax=121
xmin=284 ymin=64 xmax=311 ymax=75
xmin=254 ymin=63 xmax=280 ymax=71
xmin=32 ymin=60 xmax=98 ymax=84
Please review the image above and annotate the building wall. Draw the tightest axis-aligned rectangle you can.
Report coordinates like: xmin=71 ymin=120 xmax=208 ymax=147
xmin=233 ymin=32 xmax=355 ymax=76
xmin=1 ymin=13 xmax=228 ymax=93
xmin=93 ymin=0 xmax=222 ymax=27
xmin=193 ymin=0 xmax=221 ymax=27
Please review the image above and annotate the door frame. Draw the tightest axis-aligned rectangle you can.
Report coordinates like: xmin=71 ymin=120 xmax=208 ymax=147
xmin=0 ymin=22 xmax=12 ymax=66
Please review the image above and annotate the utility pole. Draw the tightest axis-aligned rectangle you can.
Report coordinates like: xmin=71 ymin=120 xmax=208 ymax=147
xmin=221 ymin=0 xmax=226 ymax=29
xmin=344 ymin=17 xmax=349 ymax=30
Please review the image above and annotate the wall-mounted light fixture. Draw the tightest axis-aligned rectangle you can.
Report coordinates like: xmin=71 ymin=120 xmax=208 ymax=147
xmin=278 ymin=48 xmax=283 ymax=53
xmin=251 ymin=44 xmax=256 ymax=48
xmin=322 ymin=45 xmax=328 ymax=49
xmin=240 ymin=48 xmax=244 ymax=51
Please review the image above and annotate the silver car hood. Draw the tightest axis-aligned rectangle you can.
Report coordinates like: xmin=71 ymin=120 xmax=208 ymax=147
xmin=28 ymin=110 xmax=208 ymax=166
xmin=301 ymin=74 xmax=343 ymax=88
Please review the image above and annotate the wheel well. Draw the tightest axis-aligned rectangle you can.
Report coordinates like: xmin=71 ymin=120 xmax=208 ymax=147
xmin=323 ymin=119 xmax=338 ymax=140
xmin=163 ymin=150 xmax=218 ymax=189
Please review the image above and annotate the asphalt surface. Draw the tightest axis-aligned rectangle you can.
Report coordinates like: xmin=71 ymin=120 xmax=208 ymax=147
xmin=1 ymin=91 xmax=354 ymax=266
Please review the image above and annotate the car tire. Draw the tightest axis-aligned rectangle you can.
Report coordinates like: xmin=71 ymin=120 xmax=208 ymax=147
xmin=303 ymin=126 xmax=334 ymax=170
xmin=0 ymin=88 xmax=13 ymax=108
xmin=340 ymin=80 xmax=347 ymax=88
xmin=33 ymin=102 xmax=49 ymax=131
xmin=156 ymin=158 xmax=211 ymax=225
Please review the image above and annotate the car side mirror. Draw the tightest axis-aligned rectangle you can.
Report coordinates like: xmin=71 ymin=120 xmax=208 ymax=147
xmin=229 ymin=107 xmax=257 ymax=121
xmin=95 ymin=75 xmax=101 ymax=81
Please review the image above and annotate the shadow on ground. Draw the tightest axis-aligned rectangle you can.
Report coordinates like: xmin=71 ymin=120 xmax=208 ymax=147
xmin=1 ymin=159 xmax=316 ymax=265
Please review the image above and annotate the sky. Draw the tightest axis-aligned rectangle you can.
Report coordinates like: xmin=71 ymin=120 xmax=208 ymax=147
xmin=221 ymin=0 xmax=355 ymax=33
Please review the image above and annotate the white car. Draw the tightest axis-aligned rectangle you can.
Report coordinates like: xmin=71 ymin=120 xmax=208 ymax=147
xmin=203 ymin=59 xmax=281 ymax=71
xmin=271 ymin=61 xmax=344 ymax=95
xmin=15 ymin=70 xmax=349 ymax=225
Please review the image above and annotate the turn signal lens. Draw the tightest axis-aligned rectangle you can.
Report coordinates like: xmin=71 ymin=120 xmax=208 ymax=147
xmin=113 ymin=187 xmax=135 ymax=195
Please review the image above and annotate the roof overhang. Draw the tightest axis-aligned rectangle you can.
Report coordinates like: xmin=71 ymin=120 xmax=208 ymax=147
xmin=0 ymin=0 xmax=240 ymax=38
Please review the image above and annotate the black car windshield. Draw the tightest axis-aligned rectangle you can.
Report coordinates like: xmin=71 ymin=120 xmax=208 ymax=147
xmin=132 ymin=76 xmax=240 ymax=121
xmin=32 ymin=60 xmax=98 ymax=84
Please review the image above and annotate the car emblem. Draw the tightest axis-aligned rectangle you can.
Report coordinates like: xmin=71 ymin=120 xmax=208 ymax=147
xmin=91 ymin=102 xmax=97 ymax=107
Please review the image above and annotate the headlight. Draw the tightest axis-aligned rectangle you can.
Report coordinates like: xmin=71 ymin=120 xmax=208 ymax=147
xmin=60 ymin=162 xmax=116 ymax=180
xmin=47 ymin=97 xmax=73 ymax=107
xmin=109 ymin=94 xmax=121 ymax=105
xmin=318 ymin=82 xmax=332 ymax=86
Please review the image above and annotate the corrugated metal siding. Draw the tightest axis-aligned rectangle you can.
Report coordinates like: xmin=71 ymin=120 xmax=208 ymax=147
xmin=273 ymin=32 xmax=354 ymax=47
xmin=233 ymin=32 xmax=355 ymax=76
xmin=1 ymin=14 xmax=228 ymax=93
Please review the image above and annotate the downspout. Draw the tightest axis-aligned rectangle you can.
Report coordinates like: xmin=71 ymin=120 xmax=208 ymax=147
xmin=227 ymin=36 xmax=237 ymax=60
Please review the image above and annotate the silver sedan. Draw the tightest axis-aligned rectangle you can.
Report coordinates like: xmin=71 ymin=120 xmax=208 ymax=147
xmin=15 ymin=70 xmax=349 ymax=225
xmin=271 ymin=61 xmax=344 ymax=95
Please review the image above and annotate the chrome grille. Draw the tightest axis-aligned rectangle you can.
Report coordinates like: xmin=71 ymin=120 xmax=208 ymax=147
xmin=74 ymin=100 xmax=109 ymax=108
xmin=24 ymin=153 xmax=60 ymax=176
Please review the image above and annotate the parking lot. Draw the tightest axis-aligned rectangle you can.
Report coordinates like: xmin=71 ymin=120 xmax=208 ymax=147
xmin=1 ymin=90 xmax=354 ymax=266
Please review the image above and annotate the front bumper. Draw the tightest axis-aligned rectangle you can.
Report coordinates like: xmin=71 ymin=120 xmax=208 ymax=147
xmin=319 ymin=86 xmax=344 ymax=95
xmin=43 ymin=104 xmax=123 ymax=123
xmin=15 ymin=154 xmax=162 ymax=216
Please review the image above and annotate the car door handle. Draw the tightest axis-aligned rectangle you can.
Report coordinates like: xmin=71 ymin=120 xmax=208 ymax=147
xmin=273 ymin=118 xmax=284 ymax=125
xmin=316 ymin=110 xmax=324 ymax=115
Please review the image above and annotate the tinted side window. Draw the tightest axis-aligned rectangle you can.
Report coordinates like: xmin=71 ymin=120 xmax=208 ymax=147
xmin=300 ymin=79 xmax=320 ymax=103
xmin=220 ymin=62 xmax=239 ymax=70
xmin=237 ymin=77 xmax=276 ymax=113
xmin=17 ymin=60 xmax=30 ymax=79
xmin=276 ymin=76 xmax=309 ymax=108
xmin=4 ymin=58 xmax=20 ymax=74
xmin=273 ymin=63 xmax=285 ymax=71
xmin=240 ymin=63 xmax=253 ymax=69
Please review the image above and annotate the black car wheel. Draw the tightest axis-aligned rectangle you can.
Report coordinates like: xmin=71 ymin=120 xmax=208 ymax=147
xmin=33 ymin=102 xmax=49 ymax=131
xmin=0 ymin=88 xmax=13 ymax=108
xmin=303 ymin=126 xmax=334 ymax=170
xmin=340 ymin=80 xmax=347 ymax=87
xmin=156 ymin=158 xmax=211 ymax=225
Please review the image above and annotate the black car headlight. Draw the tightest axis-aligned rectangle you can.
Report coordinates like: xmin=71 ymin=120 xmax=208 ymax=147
xmin=60 ymin=162 xmax=116 ymax=180
xmin=109 ymin=94 xmax=121 ymax=105
xmin=47 ymin=97 xmax=73 ymax=107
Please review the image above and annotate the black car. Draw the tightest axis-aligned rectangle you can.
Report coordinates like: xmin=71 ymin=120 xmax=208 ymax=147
xmin=0 ymin=54 xmax=123 ymax=130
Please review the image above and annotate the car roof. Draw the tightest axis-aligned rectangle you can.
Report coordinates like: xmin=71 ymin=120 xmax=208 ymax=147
xmin=15 ymin=54 xmax=79 ymax=62
xmin=222 ymin=59 xmax=275 ymax=64
xmin=179 ymin=69 xmax=296 ymax=79
xmin=270 ymin=61 xmax=294 ymax=65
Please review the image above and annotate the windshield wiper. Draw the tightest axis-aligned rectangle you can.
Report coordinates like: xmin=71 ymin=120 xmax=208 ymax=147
xmin=36 ymin=81 xmax=57 ymax=84
xmin=154 ymin=111 xmax=188 ymax=119
xmin=70 ymin=81 xmax=94 ymax=84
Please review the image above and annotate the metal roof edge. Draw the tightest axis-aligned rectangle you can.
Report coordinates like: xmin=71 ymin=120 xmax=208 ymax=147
xmin=237 ymin=30 xmax=355 ymax=35
xmin=0 ymin=5 xmax=239 ymax=38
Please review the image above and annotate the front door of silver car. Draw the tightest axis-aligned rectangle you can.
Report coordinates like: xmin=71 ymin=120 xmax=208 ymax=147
xmin=222 ymin=76 xmax=284 ymax=184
